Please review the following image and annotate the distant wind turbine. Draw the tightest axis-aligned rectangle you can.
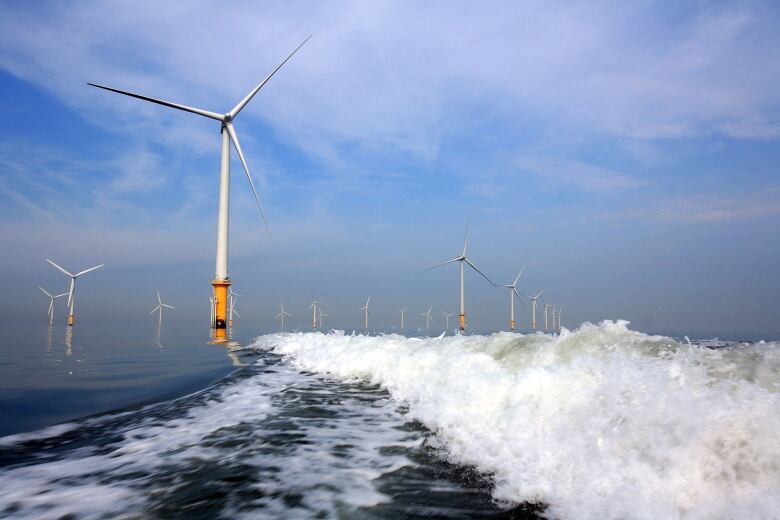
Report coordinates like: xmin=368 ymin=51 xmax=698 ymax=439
xmin=150 ymin=290 xmax=175 ymax=323
xmin=442 ymin=311 xmax=454 ymax=331
xmin=420 ymin=306 xmax=433 ymax=330
xmin=311 ymin=297 xmax=326 ymax=330
xmin=276 ymin=303 xmax=291 ymax=332
xmin=39 ymin=286 xmax=67 ymax=325
xmin=319 ymin=312 xmax=329 ymax=330
xmin=399 ymin=308 xmax=407 ymax=329
xmin=544 ymin=304 xmax=554 ymax=333
xmin=46 ymin=259 xmax=103 ymax=326
xmin=88 ymin=36 xmax=311 ymax=332
xmin=361 ymin=296 xmax=371 ymax=330
xmin=500 ymin=267 xmax=526 ymax=331
xmin=428 ymin=223 xmax=494 ymax=331
xmin=523 ymin=289 xmax=545 ymax=332
xmin=556 ymin=305 xmax=563 ymax=334
xmin=228 ymin=288 xmax=241 ymax=327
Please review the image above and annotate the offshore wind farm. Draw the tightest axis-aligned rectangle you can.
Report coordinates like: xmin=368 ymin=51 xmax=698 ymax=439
xmin=1 ymin=2 xmax=780 ymax=520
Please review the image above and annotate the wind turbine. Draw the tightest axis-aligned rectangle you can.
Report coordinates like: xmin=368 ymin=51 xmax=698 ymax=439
xmin=228 ymin=288 xmax=241 ymax=328
xmin=523 ymin=289 xmax=545 ymax=332
xmin=399 ymin=308 xmax=407 ymax=329
xmin=442 ymin=311 xmax=454 ymax=331
xmin=500 ymin=267 xmax=526 ymax=331
xmin=428 ymin=223 xmax=494 ymax=331
xmin=150 ymin=290 xmax=175 ymax=323
xmin=88 ymin=37 xmax=311 ymax=333
xmin=311 ymin=297 xmax=326 ymax=330
xmin=46 ymin=259 xmax=103 ymax=326
xmin=556 ymin=305 xmax=563 ymax=334
xmin=361 ymin=296 xmax=371 ymax=331
xmin=319 ymin=312 xmax=329 ymax=330
xmin=544 ymin=304 xmax=554 ymax=333
xmin=420 ymin=306 xmax=433 ymax=330
xmin=276 ymin=303 xmax=291 ymax=332
xmin=39 ymin=286 xmax=67 ymax=325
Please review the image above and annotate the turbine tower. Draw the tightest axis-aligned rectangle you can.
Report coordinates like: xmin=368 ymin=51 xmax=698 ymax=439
xmin=500 ymin=267 xmax=525 ymax=331
xmin=420 ymin=306 xmax=433 ymax=330
xmin=399 ymin=308 xmax=407 ymax=329
xmin=442 ymin=311 xmax=454 ymax=331
xmin=361 ymin=296 xmax=371 ymax=331
xmin=39 ymin=286 xmax=67 ymax=326
xmin=428 ymin=224 xmax=494 ymax=331
xmin=88 ymin=37 xmax=310 ymax=335
xmin=46 ymin=259 xmax=103 ymax=326
xmin=150 ymin=290 xmax=175 ymax=323
xmin=524 ymin=289 xmax=545 ymax=332
xmin=276 ymin=303 xmax=291 ymax=332
xmin=556 ymin=305 xmax=563 ymax=334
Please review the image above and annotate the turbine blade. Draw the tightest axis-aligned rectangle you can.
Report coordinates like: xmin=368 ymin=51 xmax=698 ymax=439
xmin=228 ymin=35 xmax=312 ymax=119
xmin=426 ymin=257 xmax=461 ymax=271
xmin=162 ymin=304 xmax=175 ymax=309
xmin=46 ymin=258 xmax=73 ymax=277
xmin=55 ymin=293 xmax=68 ymax=299
xmin=513 ymin=265 xmax=526 ymax=286
xmin=150 ymin=305 xmax=160 ymax=314
xmin=535 ymin=288 xmax=546 ymax=299
xmin=233 ymin=309 xmax=240 ymax=318
xmin=513 ymin=288 xmax=528 ymax=309
xmin=225 ymin=122 xmax=271 ymax=236
xmin=48 ymin=300 xmax=53 ymax=314
xmin=75 ymin=264 xmax=104 ymax=277
xmin=464 ymin=258 xmax=495 ymax=285
xmin=87 ymin=83 xmax=224 ymax=121
xmin=462 ymin=221 xmax=470 ymax=257
xmin=39 ymin=286 xmax=53 ymax=298
xmin=157 ymin=291 xmax=162 ymax=305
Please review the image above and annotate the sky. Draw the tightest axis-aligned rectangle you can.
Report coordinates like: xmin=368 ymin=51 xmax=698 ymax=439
xmin=0 ymin=0 xmax=778 ymax=339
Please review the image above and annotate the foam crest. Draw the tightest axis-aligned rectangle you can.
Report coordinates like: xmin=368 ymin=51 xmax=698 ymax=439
xmin=254 ymin=322 xmax=780 ymax=520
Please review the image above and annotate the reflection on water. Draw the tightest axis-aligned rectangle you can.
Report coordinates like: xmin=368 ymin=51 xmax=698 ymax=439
xmin=64 ymin=326 xmax=73 ymax=357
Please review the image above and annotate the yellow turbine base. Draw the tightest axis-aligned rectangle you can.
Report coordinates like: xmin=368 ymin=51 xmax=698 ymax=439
xmin=510 ymin=320 xmax=515 ymax=331
xmin=211 ymin=280 xmax=231 ymax=329
xmin=459 ymin=313 xmax=465 ymax=331
xmin=67 ymin=315 xmax=74 ymax=327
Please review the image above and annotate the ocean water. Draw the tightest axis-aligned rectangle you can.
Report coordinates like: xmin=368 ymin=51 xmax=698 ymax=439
xmin=0 ymin=321 xmax=778 ymax=519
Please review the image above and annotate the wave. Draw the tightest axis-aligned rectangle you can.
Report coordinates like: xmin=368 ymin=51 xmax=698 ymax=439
xmin=253 ymin=321 xmax=780 ymax=520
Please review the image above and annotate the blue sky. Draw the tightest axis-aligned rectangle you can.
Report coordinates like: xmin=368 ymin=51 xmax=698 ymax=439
xmin=1 ymin=0 xmax=778 ymax=338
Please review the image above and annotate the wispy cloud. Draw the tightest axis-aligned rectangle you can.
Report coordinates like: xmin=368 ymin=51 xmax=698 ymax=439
xmin=517 ymin=156 xmax=644 ymax=193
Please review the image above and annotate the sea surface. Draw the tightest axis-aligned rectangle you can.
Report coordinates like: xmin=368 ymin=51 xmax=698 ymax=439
xmin=0 ymin=320 xmax=778 ymax=519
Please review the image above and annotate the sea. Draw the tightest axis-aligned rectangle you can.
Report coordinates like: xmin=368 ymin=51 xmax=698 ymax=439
xmin=0 ymin=318 xmax=778 ymax=519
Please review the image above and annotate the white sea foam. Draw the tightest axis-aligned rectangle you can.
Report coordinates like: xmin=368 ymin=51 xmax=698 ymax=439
xmin=253 ymin=321 xmax=780 ymax=520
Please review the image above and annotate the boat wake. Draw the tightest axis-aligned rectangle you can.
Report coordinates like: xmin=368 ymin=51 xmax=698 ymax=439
xmin=253 ymin=321 xmax=780 ymax=520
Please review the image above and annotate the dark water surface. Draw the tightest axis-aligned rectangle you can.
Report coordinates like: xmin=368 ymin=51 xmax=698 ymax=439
xmin=0 ymin=318 xmax=236 ymax=436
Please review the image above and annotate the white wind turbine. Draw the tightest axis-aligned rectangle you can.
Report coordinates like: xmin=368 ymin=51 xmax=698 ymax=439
xmin=228 ymin=288 xmax=241 ymax=327
xmin=361 ymin=296 xmax=371 ymax=331
xmin=276 ymin=303 xmax=291 ymax=332
xmin=420 ymin=306 xmax=433 ymax=330
xmin=150 ymin=290 xmax=175 ymax=323
xmin=318 ymin=312 xmax=329 ymax=330
xmin=544 ymin=303 xmax=554 ymax=333
xmin=399 ymin=308 xmax=407 ymax=329
xmin=89 ymin=36 xmax=310 ymax=331
xmin=500 ymin=266 xmax=526 ymax=331
xmin=46 ymin=259 xmax=104 ymax=326
xmin=523 ymin=289 xmax=545 ymax=332
xmin=555 ymin=305 xmax=563 ymax=334
xmin=442 ymin=311 xmax=454 ymax=331
xmin=310 ymin=297 xmax=326 ymax=330
xmin=39 ymin=286 xmax=68 ymax=325
xmin=428 ymin=224 xmax=494 ymax=331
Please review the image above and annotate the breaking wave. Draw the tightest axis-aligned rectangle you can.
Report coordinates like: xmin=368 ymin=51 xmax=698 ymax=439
xmin=253 ymin=321 xmax=780 ymax=520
